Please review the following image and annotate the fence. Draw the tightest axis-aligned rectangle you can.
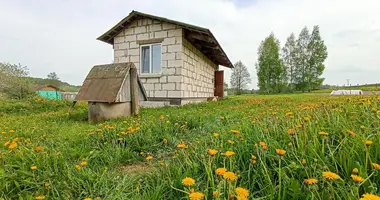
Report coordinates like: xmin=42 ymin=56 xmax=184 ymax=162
xmin=61 ymin=92 xmax=77 ymax=101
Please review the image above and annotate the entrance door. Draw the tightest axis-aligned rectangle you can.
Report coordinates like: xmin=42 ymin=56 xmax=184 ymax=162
xmin=214 ymin=71 xmax=224 ymax=97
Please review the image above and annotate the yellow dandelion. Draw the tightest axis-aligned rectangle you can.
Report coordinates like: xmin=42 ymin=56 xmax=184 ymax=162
xmin=146 ymin=156 xmax=153 ymax=161
xmin=360 ymin=193 xmax=380 ymax=200
xmin=231 ymin=130 xmax=240 ymax=134
xmin=213 ymin=132 xmax=219 ymax=137
xmin=287 ymin=128 xmax=294 ymax=135
xmin=223 ymin=171 xmax=237 ymax=181
xmin=304 ymin=178 xmax=318 ymax=185
xmin=227 ymin=140 xmax=234 ymax=144
xmin=75 ymin=165 xmax=81 ymax=171
xmin=162 ymin=138 xmax=168 ymax=144
xmin=84 ymin=198 xmax=92 ymax=200
xmin=189 ymin=192 xmax=204 ymax=200
xmin=351 ymin=174 xmax=365 ymax=183
xmin=8 ymin=142 xmax=17 ymax=149
xmin=35 ymin=196 xmax=45 ymax=200
xmin=177 ymin=142 xmax=187 ymax=149
xmin=352 ymin=168 xmax=359 ymax=174
xmin=304 ymin=117 xmax=310 ymax=121
xmin=235 ymin=187 xmax=249 ymax=197
xmin=80 ymin=161 xmax=87 ymax=166
xmin=182 ymin=177 xmax=195 ymax=186
xmin=372 ymin=163 xmax=380 ymax=170
xmin=301 ymin=159 xmax=307 ymax=165
xmin=208 ymin=149 xmax=218 ymax=156
xmin=276 ymin=149 xmax=286 ymax=156
xmin=216 ymin=168 xmax=227 ymax=176
xmin=223 ymin=151 xmax=235 ymax=157
xmin=322 ymin=171 xmax=340 ymax=180
xmin=251 ymin=155 xmax=257 ymax=160
xmin=31 ymin=166 xmax=37 ymax=171
xmin=4 ymin=141 xmax=10 ymax=147
xmin=213 ymin=191 xmax=219 ymax=198
xmin=347 ymin=129 xmax=356 ymax=136
xmin=319 ymin=131 xmax=328 ymax=136
xmin=365 ymin=140 xmax=373 ymax=146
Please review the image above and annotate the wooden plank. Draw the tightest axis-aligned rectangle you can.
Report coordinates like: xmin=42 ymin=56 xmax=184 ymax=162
xmin=130 ymin=67 xmax=139 ymax=116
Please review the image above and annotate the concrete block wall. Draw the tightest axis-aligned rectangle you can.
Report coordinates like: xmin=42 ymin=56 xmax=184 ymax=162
xmin=113 ymin=18 xmax=183 ymax=98
xmin=182 ymin=38 xmax=217 ymax=98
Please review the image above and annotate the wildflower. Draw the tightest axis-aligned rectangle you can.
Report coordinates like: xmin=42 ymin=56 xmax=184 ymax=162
xmin=213 ymin=132 xmax=219 ymax=137
xmin=9 ymin=130 xmax=15 ymax=133
xmin=159 ymin=115 xmax=164 ymax=120
xmin=188 ymin=192 xmax=204 ymax=200
xmin=220 ymin=116 xmax=225 ymax=120
xmin=347 ymin=129 xmax=356 ymax=136
xmin=287 ymin=128 xmax=294 ymax=135
xmin=352 ymin=168 xmax=359 ymax=174
xmin=302 ymin=159 xmax=307 ymax=165
xmin=304 ymin=117 xmax=310 ymax=121
xmin=236 ymin=195 xmax=248 ymax=200
xmin=297 ymin=124 xmax=303 ymax=128
xmin=227 ymin=140 xmax=234 ymax=144
xmin=304 ymin=178 xmax=318 ymax=185
xmin=177 ymin=142 xmax=187 ymax=149
xmin=360 ymin=193 xmax=380 ymax=200
xmin=231 ymin=130 xmax=239 ymax=134
xmin=365 ymin=140 xmax=373 ymax=146
xmin=80 ymin=161 xmax=87 ymax=166
xmin=319 ymin=131 xmax=328 ymax=136
xmin=223 ymin=171 xmax=237 ymax=181
xmin=208 ymin=149 xmax=218 ymax=156
xmin=3 ymin=141 xmax=10 ymax=147
xmin=351 ymin=174 xmax=365 ymax=183
xmin=276 ymin=149 xmax=286 ymax=156
xmin=8 ymin=142 xmax=17 ymax=149
xmin=75 ymin=165 xmax=81 ymax=171
xmin=213 ymin=191 xmax=219 ymax=198
xmin=235 ymin=187 xmax=249 ymax=197
xmin=216 ymin=168 xmax=227 ymax=175
xmin=251 ymin=155 xmax=257 ymax=160
xmin=372 ymin=163 xmax=380 ymax=170
xmin=360 ymin=125 xmax=366 ymax=129
xmin=322 ymin=171 xmax=340 ymax=180
xmin=30 ymin=165 xmax=37 ymax=171
xmin=35 ymin=196 xmax=45 ymax=200
xmin=162 ymin=138 xmax=168 ymax=144
xmin=223 ymin=151 xmax=235 ymax=157
xmin=84 ymin=198 xmax=92 ymax=200
xmin=259 ymin=141 xmax=268 ymax=150
xmin=182 ymin=177 xmax=195 ymax=186
xmin=146 ymin=156 xmax=153 ymax=161
xmin=44 ymin=183 xmax=50 ymax=187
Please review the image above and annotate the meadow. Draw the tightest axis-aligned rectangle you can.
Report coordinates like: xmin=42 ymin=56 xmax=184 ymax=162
xmin=0 ymin=95 xmax=379 ymax=200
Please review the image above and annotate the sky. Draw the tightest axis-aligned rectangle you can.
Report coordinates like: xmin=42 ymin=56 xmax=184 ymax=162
xmin=1 ymin=0 xmax=379 ymax=89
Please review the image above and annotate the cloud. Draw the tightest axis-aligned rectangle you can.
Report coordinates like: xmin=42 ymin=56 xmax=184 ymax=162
xmin=0 ymin=0 xmax=379 ymax=88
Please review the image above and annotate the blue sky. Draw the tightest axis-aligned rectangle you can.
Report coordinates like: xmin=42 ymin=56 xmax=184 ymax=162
xmin=1 ymin=0 xmax=379 ymax=88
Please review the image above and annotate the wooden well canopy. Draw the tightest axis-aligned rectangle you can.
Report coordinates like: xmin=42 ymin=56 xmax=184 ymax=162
xmin=75 ymin=62 xmax=147 ymax=103
xmin=97 ymin=10 xmax=233 ymax=68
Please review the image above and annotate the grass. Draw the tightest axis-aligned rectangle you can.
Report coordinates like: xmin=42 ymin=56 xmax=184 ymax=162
xmin=0 ymin=95 xmax=379 ymax=200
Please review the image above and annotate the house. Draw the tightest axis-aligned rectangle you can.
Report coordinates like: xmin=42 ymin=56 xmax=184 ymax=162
xmin=97 ymin=11 xmax=233 ymax=105
xmin=75 ymin=62 xmax=148 ymax=122
xmin=36 ymin=85 xmax=63 ymax=100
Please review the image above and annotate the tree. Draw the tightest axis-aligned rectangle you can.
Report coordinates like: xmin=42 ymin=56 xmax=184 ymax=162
xmin=282 ymin=33 xmax=297 ymax=92
xmin=294 ymin=27 xmax=310 ymax=92
xmin=230 ymin=61 xmax=251 ymax=95
xmin=0 ymin=62 xmax=32 ymax=99
xmin=256 ymin=33 xmax=286 ymax=94
xmin=47 ymin=72 xmax=60 ymax=80
xmin=307 ymin=25 xmax=327 ymax=91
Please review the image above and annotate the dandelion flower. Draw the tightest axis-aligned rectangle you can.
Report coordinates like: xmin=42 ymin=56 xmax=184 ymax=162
xmin=287 ymin=128 xmax=294 ymax=135
xmin=371 ymin=163 xmax=380 ymax=171
xmin=322 ymin=171 xmax=340 ymax=180
xmin=301 ymin=159 xmax=307 ymax=165
xmin=35 ymin=146 xmax=43 ymax=152
xmin=162 ymin=138 xmax=168 ymax=144
xmin=360 ymin=193 xmax=380 ymax=200
xmin=35 ymin=196 xmax=45 ymax=200
xmin=259 ymin=142 xmax=268 ymax=150
xmin=75 ymin=165 xmax=81 ymax=171
xmin=227 ymin=140 xmax=234 ymax=144
xmin=216 ymin=168 xmax=227 ymax=176
xmin=208 ymin=149 xmax=218 ymax=156
xmin=231 ymin=130 xmax=240 ymax=134
xmin=182 ymin=177 xmax=195 ymax=186
xmin=352 ymin=168 xmax=359 ymax=174
xmin=223 ymin=151 xmax=235 ymax=157
xmin=177 ymin=142 xmax=187 ymax=149
xmin=80 ymin=161 xmax=87 ymax=166
xmin=3 ymin=141 xmax=10 ymax=147
xmin=351 ymin=174 xmax=365 ymax=183
xmin=146 ymin=156 xmax=153 ymax=161
xmin=276 ymin=149 xmax=286 ymax=156
xmin=84 ymin=198 xmax=92 ymax=200
xmin=304 ymin=178 xmax=318 ymax=185
xmin=251 ymin=155 xmax=257 ymax=160
xmin=212 ymin=191 xmax=219 ymax=197
xmin=213 ymin=133 xmax=219 ymax=137
xmin=235 ymin=187 xmax=249 ymax=197
xmin=319 ymin=132 xmax=328 ymax=136
xmin=365 ymin=140 xmax=373 ymax=146
xmin=189 ymin=192 xmax=204 ymax=200
xmin=31 ymin=166 xmax=37 ymax=171
xmin=8 ymin=142 xmax=17 ymax=149
xmin=347 ymin=129 xmax=356 ymax=136
xmin=223 ymin=171 xmax=237 ymax=181
xmin=304 ymin=117 xmax=310 ymax=121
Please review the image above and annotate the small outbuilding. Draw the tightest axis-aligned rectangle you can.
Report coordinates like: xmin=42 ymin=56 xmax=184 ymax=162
xmin=36 ymin=85 xmax=63 ymax=100
xmin=330 ymin=90 xmax=363 ymax=96
xmin=75 ymin=62 xmax=147 ymax=122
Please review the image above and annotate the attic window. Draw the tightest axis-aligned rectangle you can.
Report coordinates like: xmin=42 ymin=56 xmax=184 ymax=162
xmin=140 ymin=44 xmax=161 ymax=74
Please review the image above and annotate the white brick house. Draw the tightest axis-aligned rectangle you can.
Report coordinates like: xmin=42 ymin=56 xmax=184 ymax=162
xmin=97 ymin=11 xmax=233 ymax=105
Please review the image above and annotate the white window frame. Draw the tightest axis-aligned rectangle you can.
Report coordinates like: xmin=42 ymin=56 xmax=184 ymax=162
xmin=140 ymin=43 xmax=162 ymax=75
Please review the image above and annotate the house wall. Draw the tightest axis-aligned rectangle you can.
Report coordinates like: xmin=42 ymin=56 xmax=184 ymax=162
xmin=113 ymin=18 xmax=184 ymax=98
xmin=182 ymin=38 xmax=217 ymax=98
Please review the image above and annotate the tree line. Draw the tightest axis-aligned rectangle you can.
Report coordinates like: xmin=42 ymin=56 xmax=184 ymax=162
xmin=229 ymin=25 xmax=328 ymax=94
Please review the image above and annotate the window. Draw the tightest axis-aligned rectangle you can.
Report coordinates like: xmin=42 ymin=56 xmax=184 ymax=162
xmin=140 ymin=44 xmax=161 ymax=74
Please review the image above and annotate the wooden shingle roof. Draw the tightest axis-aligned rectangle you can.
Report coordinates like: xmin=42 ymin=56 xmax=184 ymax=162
xmin=97 ymin=11 xmax=233 ymax=68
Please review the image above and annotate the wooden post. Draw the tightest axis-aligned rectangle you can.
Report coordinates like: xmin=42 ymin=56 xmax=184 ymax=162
xmin=130 ymin=67 xmax=139 ymax=116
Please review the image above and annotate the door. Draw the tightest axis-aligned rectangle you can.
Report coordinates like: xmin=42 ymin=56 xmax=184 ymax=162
xmin=214 ymin=71 xmax=224 ymax=97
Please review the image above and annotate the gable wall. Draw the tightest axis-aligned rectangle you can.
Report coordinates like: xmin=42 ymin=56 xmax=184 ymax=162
xmin=113 ymin=18 xmax=184 ymax=98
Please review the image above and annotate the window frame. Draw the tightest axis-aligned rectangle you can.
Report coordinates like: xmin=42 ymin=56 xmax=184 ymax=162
xmin=139 ymin=43 xmax=162 ymax=75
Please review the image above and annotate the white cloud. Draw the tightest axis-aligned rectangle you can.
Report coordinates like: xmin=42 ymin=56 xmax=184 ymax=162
xmin=0 ymin=0 xmax=379 ymax=88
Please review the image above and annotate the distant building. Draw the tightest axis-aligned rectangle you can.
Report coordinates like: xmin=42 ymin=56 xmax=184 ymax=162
xmin=97 ymin=10 xmax=233 ymax=105
xmin=36 ymin=85 xmax=63 ymax=100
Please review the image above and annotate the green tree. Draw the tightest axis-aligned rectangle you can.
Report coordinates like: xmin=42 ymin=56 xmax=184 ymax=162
xmin=282 ymin=33 xmax=297 ymax=92
xmin=256 ymin=33 xmax=285 ymax=94
xmin=0 ymin=62 xmax=32 ymax=99
xmin=294 ymin=27 xmax=310 ymax=92
xmin=230 ymin=61 xmax=251 ymax=95
xmin=307 ymin=25 xmax=327 ymax=91
xmin=47 ymin=72 xmax=60 ymax=80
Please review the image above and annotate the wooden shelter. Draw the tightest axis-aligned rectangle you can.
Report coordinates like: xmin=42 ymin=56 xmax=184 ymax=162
xmin=75 ymin=62 xmax=147 ymax=122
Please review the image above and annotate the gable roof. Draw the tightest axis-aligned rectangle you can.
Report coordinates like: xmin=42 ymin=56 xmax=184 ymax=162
xmin=75 ymin=62 xmax=147 ymax=102
xmin=97 ymin=10 xmax=233 ymax=68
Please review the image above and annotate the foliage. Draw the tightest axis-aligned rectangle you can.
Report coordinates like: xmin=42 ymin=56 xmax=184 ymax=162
xmin=47 ymin=72 xmax=60 ymax=81
xmin=0 ymin=62 xmax=34 ymax=99
xmin=27 ymin=77 xmax=81 ymax=92
xmin=256 ymin=33 xmax=286 ymax=94
xmin=230 ymin=61 xmax=251 ymax=95
xmin=1 ymin=95 xmax=380 ymax=199
xmin=282 ymin=33 xmax=297 ymax=92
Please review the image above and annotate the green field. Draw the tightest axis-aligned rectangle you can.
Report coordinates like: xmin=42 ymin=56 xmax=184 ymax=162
xmin=1 ymin=95 xmax=380 ymax=200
